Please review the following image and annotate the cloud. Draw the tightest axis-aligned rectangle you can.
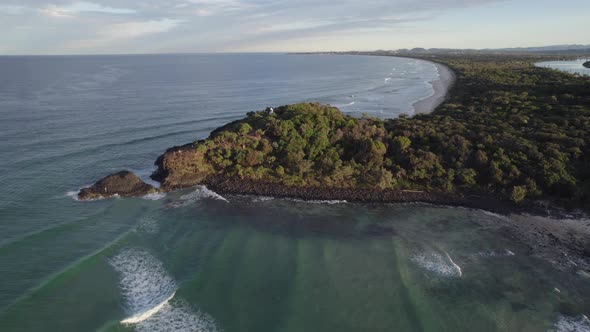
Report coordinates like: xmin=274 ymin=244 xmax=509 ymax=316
xmin=62 ymin=2 xmax=136 ymax=14
xmin=0 ymin=5 xmax=27 ymax=15
xmin=98 ymin=19 xmax=181 ymax=40
xmin=39 ymin=5 xmax=76 ymax=18
xmin=37 ymin=2 xmax=136 ymax=18
xmin=66 ymin=19 xmax=182 ymax=50
xmin=7 ymin=0 xmax=580 ymax=54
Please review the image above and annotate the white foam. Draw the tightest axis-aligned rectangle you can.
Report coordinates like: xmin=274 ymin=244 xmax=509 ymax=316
xmin=66 ymin=190 xmax=80 ymax=201
xmin=384 ymin=77 xmax=392 ymax=82
xmin=122 ymin=292 xmax=176 ymax=324
xmin=473 ymin=249 xmax=516 ymax=258
xmin=66 ymin=186 xmax=122 ymax=201
xmin=289 ymin=198 xmax=347 ymax=205
xmin=444 ymin=251 xmax=463 ymax=277
xmin=251 ymin=196 xmax=275 ymax=202
xmin=143 ymin=192 xmax=167 ymax=201
xmin=412 ymin=250 xmax=463 ymax=277
xmin=109 ymin=248 xmax=177 ymax=318
xmin=577 ymin=270 xmax=590 ymax=279
xmin=134 ymin=300 xmax=217 ymax=332
xmin=479 ymin=209 xmax=510 ymax=221
xmin=180 ymin=186 xmax=229 ymax=203
xmin=551 ymin=315 xmax=590 ymax=332
xmin=137 ymin=216 xmax=159 ymax=234
xmin=109 ymin=248 xmax=217 ymax=332
xmin=335 ymin=101 xmax=355 ymax=108
xmin=65 ymin=183 xmax=94 ymax=201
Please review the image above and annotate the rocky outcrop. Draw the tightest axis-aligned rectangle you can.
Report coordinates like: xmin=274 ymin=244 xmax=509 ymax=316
xmin=584 ymin=61 xmax=590 ymax=69
xmin=78 ymin=171 xmax=155 ymax=200
xmin=201 ymin=176 xmax=535 ymax=215
xmin=151 ymin=143 xmax=213 ymax=191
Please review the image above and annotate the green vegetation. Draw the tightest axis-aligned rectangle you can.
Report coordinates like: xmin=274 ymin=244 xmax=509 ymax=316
xmin=179 ymin=54 xmax=590 ymax=207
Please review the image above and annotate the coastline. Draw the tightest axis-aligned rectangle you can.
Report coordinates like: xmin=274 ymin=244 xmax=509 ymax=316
xmin=412 ymin=61 xmax=455 ymax=114
xmin=201 ymin=177 xmax=521 ymax=214
xmin=200 ymin=178 xmax=590 ymax=271
xmin=76 ymin=53 xmax=590 ymax=272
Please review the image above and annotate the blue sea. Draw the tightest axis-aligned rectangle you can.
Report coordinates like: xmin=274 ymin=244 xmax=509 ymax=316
xmin=0 ymin=53 xmax=589 ymax=332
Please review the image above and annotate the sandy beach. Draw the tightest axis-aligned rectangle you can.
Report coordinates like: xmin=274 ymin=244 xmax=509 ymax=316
xmin=412 ymin=61 xmax=455 ymax=114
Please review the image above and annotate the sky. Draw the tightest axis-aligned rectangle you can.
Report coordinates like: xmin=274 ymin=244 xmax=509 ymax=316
xmin=0 ymin=0 xmax=588 ymax=55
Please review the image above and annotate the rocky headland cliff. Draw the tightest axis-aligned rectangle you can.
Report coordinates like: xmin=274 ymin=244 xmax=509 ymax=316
xmin=79 ymin=54 xmax=590 ymax=215
xmin=76 ymin=53 xmax=590 ymax=274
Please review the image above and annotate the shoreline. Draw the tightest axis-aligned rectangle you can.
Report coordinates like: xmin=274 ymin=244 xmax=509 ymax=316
xmin=412 ymin=61 xmax=455 ymax=114
xmin=76 ymin=52 xmax=590 ymax=271
xmin=199 ymin=176 xmax=542 ymax=216
xmin=199 ymin=178 xmax=590 ymax=271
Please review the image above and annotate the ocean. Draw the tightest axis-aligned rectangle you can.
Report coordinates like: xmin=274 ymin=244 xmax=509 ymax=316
xmin=0 ymin=53 xmax=589 ymax=332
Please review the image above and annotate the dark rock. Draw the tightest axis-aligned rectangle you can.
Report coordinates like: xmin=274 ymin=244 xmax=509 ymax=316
xmin=200 ymin=176 xmax=524 ymax=215
xmin=78 ymin=171 xmax=155 ymax=200
xmin=584 ymin=61 xmax=590 ymax=68
xmin=151 ymin=143 xmax=210 ymax=191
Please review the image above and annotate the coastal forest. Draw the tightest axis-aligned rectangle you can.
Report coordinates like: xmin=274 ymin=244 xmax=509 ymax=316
xmin=156 ymin=54 xmax=590 ymax=208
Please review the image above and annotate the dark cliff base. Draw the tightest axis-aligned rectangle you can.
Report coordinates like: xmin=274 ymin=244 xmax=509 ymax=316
xmin=200 ymin=176 xmax=549 ymax=216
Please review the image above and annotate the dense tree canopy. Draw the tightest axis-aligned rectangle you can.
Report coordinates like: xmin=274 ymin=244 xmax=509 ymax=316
xmin=173 ymin=54 xmax=590 ymax=207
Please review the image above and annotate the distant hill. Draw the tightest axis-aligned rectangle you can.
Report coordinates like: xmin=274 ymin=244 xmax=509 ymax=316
xmin=491 ymin=44 xmax=590 ymax=52
xmin=391 ymin=44 xmax=590 ymax=55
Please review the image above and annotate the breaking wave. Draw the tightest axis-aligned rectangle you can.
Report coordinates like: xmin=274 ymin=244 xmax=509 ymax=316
xmin=251 ymin=196 xmax=275 ymax=202
xmin=411 ymin=250 xmax=463 ymax=277
xmin=136 ymin=216 xmax=160 ymax=234
xmin=289 ymin=198 xmax=348 ymax=205
xmin=479 ymin=209 xmax=510 ymax=221
xmin=143 ymin=192 xmax=167 ymax=201
xmin=66 ymin=190 xmax=80 ymax=201
xmin=109 ymin=248 xmax=217 ymax=332
xmin=472 ymin=249 xmax=516 ymax=258
xmin=180 ymin=186 xmax=229 ymax=203
xmin=551 ymin=315 xmax=590 ymax=332
xmin=334 ymin=101 xmax=356 ymax=108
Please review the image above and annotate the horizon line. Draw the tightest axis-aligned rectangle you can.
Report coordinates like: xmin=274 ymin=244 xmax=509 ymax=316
xmin=1 ymin=43 xmax=589 ymax=57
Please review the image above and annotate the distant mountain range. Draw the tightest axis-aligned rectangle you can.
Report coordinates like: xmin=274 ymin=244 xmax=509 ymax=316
xmin=491 ymin=44 xmax=590 ymax=52
xmin=392 ymin=44 xmax=590 ymax=55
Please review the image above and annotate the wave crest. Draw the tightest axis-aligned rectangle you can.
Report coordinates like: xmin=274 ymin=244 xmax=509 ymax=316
xmin=551 ymin=315 xmax=590 ymax=332
xmin=180 ymin=186 xmax=229 ymax=203
xmin=109 ymin=248 xmax=218 ymax=331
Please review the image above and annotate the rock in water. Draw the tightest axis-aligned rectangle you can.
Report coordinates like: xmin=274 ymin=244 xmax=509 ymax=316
xmin=584 ymin=61 xmax=590 ymax=69
xmin=78 ymin=171 xmax=156 ymax=200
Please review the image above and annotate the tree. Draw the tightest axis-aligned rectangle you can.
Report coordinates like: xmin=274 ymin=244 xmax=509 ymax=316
xmin=510 ymin=186 xmax=527 ymax=203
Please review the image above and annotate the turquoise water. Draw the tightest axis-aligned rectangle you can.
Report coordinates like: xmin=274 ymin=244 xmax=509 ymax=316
xmin=1 ymin=54 xmax=589 ymax=332
xmin=536 ymin=59 xmax=590 ymax=76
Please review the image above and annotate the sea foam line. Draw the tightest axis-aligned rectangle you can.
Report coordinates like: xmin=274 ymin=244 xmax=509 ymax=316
xmin=143 ymin=192 xmax=167 ymax=201
xmin=289 ymin=198 xmax=348 ymax=205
